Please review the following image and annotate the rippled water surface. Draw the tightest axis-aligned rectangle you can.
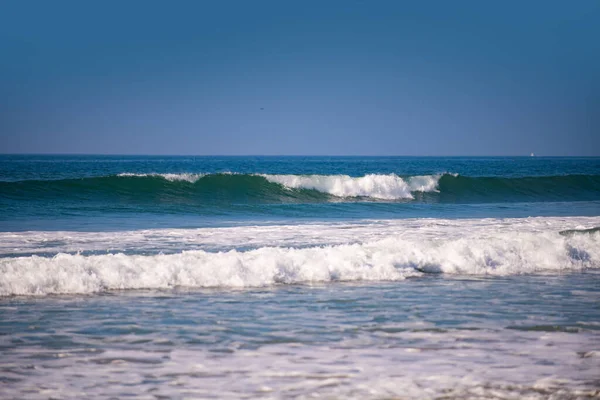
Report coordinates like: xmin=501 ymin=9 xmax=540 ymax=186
xmin=2 ymin=275 xmax=600 ymax=399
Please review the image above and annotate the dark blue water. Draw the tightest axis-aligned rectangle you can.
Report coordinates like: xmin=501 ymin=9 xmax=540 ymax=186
xmin=3 ymin=155 xmax=600 ymax=180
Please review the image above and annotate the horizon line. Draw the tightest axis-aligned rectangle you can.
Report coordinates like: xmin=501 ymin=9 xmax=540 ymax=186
xmin=1 ymin=153 xmax=599 ymax=158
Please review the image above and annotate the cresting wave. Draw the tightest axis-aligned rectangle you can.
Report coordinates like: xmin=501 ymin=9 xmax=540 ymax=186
xmin=118 ymin=172 xmax=441 ymax=199
xmin=1 ymin=229 xmax=598 ymax=295
xmin=260 ymin=173 xmax=440 ymax=199
xmin=1 ymin=173 xmax=600 ymax=203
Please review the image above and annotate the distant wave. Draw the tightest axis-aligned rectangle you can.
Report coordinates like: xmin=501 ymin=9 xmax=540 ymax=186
xmin=1 ymin=173 xmax=600 ymax=204
xmin=1 ymin=228 xmax=598 ymax=295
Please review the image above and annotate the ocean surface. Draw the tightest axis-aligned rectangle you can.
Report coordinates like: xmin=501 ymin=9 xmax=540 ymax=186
xmin=1 ymin=155 xmax=599 ymax=399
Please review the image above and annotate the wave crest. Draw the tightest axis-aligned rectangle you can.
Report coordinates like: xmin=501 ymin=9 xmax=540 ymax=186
xmin=261 ymin=174 xmax=440 ymax=200
xmin=2 ymin=231 xmax=598 ymax=296
xmin=2 ymin=173 xmax=600 ymax=204
xmin=117 ymin=173 xmax=205 ymax=183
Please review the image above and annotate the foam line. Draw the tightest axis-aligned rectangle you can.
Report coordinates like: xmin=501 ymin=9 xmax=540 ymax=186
xmin=2 ymin=228 xmax=598 ymax=295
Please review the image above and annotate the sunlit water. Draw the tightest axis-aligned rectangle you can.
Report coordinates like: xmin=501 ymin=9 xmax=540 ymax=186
xmin=1 ymin=156 xmax=599 ymax=398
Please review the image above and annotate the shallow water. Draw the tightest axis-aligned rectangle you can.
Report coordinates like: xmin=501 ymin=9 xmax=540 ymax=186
xmin=2 ymin=275 xmax=600 ymax=399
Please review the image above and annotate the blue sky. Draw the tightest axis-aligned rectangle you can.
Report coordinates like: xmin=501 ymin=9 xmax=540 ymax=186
xmin=1 ymin=0 xmax=599 ymax=155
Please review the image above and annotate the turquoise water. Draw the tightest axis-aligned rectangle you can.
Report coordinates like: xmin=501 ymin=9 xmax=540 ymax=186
xmin=1 ymin=155 xmax=600 ymax=231
xmin=1 ymin=156 xmax=599 ymax=398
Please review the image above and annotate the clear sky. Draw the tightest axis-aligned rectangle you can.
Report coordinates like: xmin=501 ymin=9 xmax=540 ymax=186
xmin=1 ymin=0 xmax=599 ymax=155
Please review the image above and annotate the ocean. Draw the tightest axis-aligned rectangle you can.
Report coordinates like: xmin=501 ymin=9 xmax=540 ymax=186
xmin=1 ymin=155 xmax=599 ymax=399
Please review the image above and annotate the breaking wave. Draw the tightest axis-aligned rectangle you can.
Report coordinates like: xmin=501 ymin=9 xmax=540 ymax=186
xmin=1 ymin=173 xmax=599 ymax=204
xmin=260 ymin=173 xmax=440 ymax=200
xmin=1 ymin=230 xmax=598 ymax=295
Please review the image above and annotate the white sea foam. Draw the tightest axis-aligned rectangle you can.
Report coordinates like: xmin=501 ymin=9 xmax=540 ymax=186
xmin=0 ymin=243 xmax=419 ymax=295
xmin=260 ymin=173 xmax=441 ymax=199
xmin=117 ymin=173 xmax=205 ymax=183
xmin=2 ymin=217 xmax=599 ymax=296
xmin=3 ymin=336 xmax=599 ymax=399
xmin=2 ymin=216 xmax=598 ymax=257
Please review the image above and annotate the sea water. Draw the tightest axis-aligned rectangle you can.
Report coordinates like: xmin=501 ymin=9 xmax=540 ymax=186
xmin=1 ymin=155 xmax=599 ymax=399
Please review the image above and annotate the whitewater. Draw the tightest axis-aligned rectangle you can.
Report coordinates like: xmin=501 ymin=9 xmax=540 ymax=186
xmin=1 ymin=216 xmax=600 ymax=296
xmin=1 ymin=155 xmax=599 ymax=399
